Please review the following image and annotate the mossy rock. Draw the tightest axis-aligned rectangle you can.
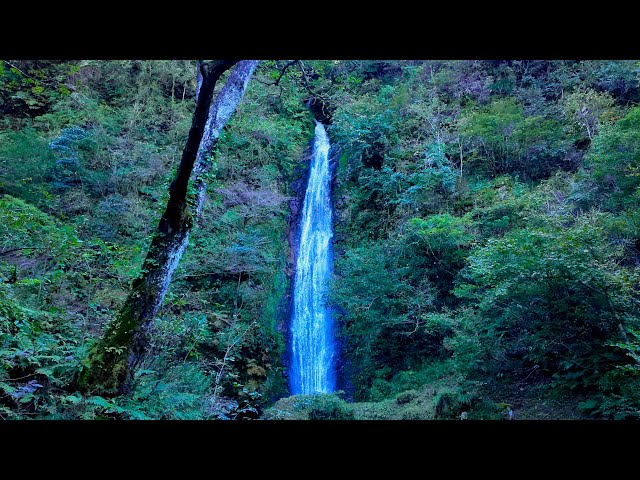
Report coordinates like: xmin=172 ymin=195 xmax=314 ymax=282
xmin=396 ymin=389 xmax=419 ymax=405
xmin=261 ymin=393 xmax=354 ymax=420
xmin=308 ymin=394 xmax=354 ymax=420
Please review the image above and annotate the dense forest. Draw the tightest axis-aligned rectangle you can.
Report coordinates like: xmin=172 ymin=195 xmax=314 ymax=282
xmin=1 ymin=59 xmax=640 ymax=420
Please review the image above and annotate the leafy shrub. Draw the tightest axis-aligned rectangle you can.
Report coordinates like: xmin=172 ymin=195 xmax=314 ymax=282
xmin=308 ymin=394 xmax=354 ymax=420
xmin=460 ymin=98 xmax=570 ymax=179
xmin=0 ymin=129 xmax=54 ymax=205
xmin=433 ymin=389 xmax=475 ymax=419
xmin=586 ymin=106 xmax=640 ymax=209
xmin=451 ymin=210 xmax=640 ymax=391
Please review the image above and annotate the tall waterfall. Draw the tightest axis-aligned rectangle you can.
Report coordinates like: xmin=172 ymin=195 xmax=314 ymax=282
xmin=290 ymin=121 xmax=336 ymax=395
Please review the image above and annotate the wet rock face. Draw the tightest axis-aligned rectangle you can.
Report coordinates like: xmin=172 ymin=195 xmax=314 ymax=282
xmin=305 ymin=97 xmax=333 ymax=124
xmin=278 ymin=145 xmax=313 ymax=378
xmin=287 ymin=149 xmax=313 ymax=270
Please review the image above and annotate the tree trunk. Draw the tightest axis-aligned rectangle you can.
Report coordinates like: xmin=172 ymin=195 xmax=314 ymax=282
xmin=79 ymin=60 xmax=259 ymax=395
xmin=193 ymin=60 xmax=260 ymax=217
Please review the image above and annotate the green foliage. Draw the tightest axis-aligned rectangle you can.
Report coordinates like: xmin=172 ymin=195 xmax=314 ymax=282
xmin=408 ymin=212 xmax=475 ymax=251
xmin=451 ymin=210 xmax=639 ymax=393
xmin=3 ymin=59 xmax=640 ymax=420
xmin=0 ymin=282 xmax=86 ymax=419
xmin=589 ymin=61 xmax=640 ymax=102
xmin=307 ymin=393 xmax=355 ymax=420
xmin=331 ymin=85 xmax=399 ymax=172
xmin=460 ymin=98 xmax=569 ymax=178
xmin=0 ymin=129 xmax=55 ymax=205
xmin=326 ymin=59 xmax=640 ymax=417
xmin=586 ymin=106 xmax=640 ymax=209
xmin=263 ymin=393 xmax=354 ymax=420
xmin=433 ymin=388 xmax=476 ymax=419
xmin=215 ymin=67 xmax=312 ymax=181
xmin=332 ymin=240 xmax=439 ymax=399
xmin=0 ymin=60 xmax=75 ymax=121
xmin=0 ymin=194 xmax=81 ymax=256
xmin=118 ymin=363 xmax=214 ymax=420
xmin=563 ymin=87 xmax=619 ymax=141
xmin=577 ymin=328 xmax=640 ymax=419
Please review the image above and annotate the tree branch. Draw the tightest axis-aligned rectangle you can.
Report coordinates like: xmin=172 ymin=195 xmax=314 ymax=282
xmin=254 ymin=60 xmax=299 ymax=86
xmin=296 ymin=61 xmax=333 ymax=118
xmin=273 ymin=60 xmax=298 ymax=86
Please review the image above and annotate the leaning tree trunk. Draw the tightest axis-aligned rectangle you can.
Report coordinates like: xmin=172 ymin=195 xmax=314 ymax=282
xmin=79 ymin=60 xmax=259 ymax=395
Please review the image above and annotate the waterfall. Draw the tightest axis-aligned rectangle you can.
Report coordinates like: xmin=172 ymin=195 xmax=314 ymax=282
xmin=290 ymin=121 xmax=336 ymax=395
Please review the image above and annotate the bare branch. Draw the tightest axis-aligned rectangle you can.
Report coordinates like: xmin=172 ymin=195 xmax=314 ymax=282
xmin=273 ymin=60 xmax=298 ymax=86
xmin=254 ymin=60 xmax=299 ymax=86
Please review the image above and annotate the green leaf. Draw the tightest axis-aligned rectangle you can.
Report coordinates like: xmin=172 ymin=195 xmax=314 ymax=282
xmin=86 ymin=396 xmax=112 ymax=409
xmin=63 ymin=393 xmax=82 ymax=404
xmin=35 ymin=366 xmax=56 ymax=377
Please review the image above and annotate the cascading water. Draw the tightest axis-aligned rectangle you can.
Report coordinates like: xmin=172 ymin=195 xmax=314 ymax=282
xmin=290 ymin=121 xmax=336 ymax=395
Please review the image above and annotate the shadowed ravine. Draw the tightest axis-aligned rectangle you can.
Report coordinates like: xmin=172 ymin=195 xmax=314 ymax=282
xmin=289 ymin=121 xmax=337 ymax=395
